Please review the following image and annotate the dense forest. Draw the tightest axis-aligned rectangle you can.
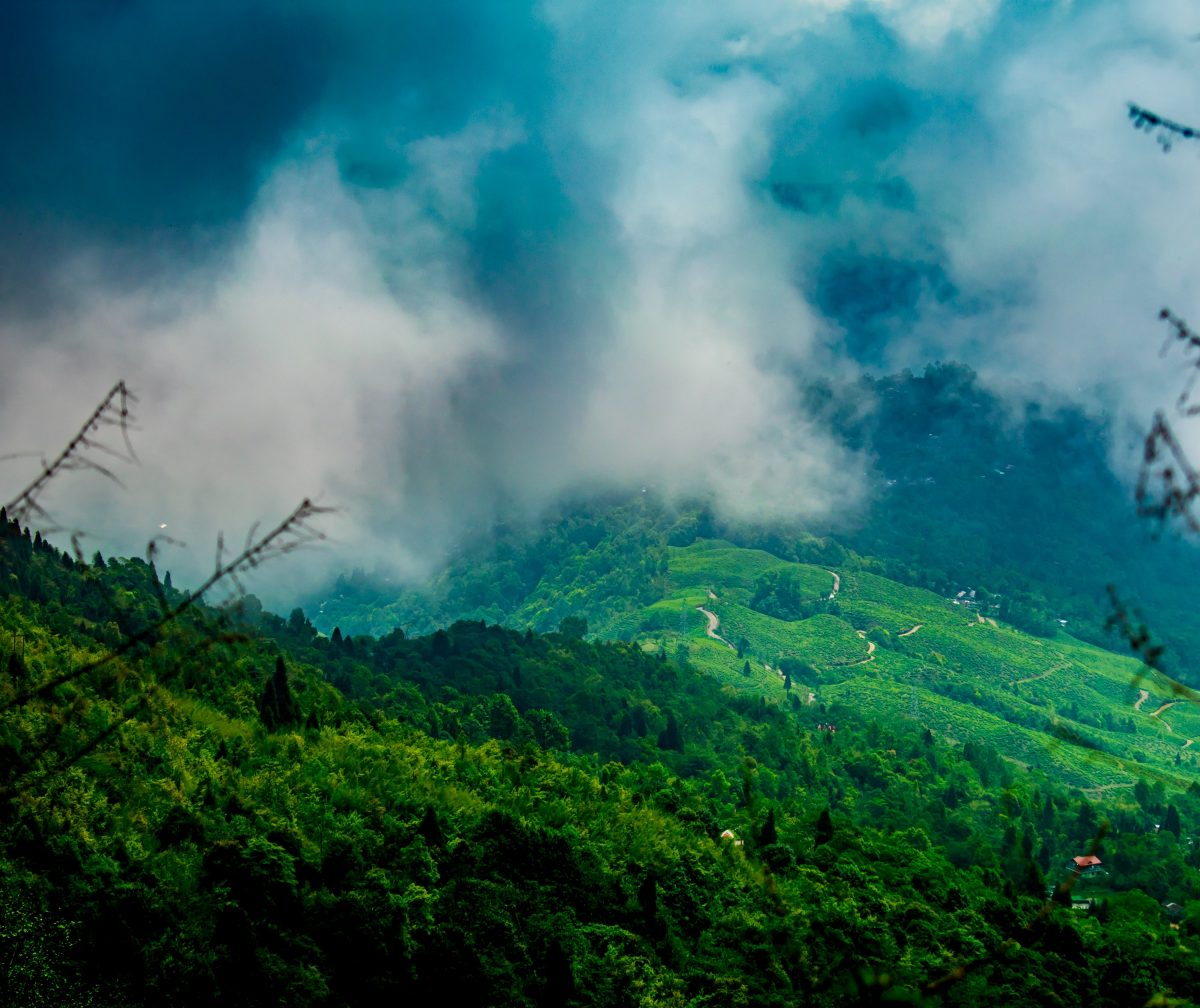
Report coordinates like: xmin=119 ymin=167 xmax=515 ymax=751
xmin=3 ymin=507 xmax=1200 ymax=1006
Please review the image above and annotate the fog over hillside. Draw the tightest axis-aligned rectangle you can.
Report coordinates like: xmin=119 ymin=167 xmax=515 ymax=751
xmin=1 ymin=1 xmax=1198 ymax=602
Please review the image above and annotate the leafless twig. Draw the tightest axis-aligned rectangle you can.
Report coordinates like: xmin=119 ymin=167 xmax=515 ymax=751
xmin=1135 ymin=412 xmax=1200 ymax=534
xmin=1128 ymin=103 xmax=1200 ymax=152
xmin=2 ymin=381 xmax=138 ymax=540
xmin=2 ymin=497 xmax=333 ymax=715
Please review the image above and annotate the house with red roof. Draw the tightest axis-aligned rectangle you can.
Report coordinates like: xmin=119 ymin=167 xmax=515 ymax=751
xmin=1069 ymin=854 xmax=1104 ymax=876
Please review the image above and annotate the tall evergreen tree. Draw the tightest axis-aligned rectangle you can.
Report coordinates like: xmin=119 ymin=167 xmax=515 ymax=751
xmin=815 ymin=807 xmax=834 ymax=847
xmin=758 ymin=808 xmax=778 ymax=847
xmin=258 ymin=656 xmax=300 ymax=732
xmin=657 ymin=711 xmax=683 ymax=752
xmin=1163 ymin=804 xmax=1182 ymax=838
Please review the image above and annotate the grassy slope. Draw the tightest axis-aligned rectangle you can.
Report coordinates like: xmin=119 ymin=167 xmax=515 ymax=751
xmin=628 ymin=542 xmax=1198 ymax=794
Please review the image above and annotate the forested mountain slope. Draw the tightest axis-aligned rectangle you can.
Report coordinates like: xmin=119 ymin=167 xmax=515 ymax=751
xmin=4 ymin=510 xmax=1200 ymax=1005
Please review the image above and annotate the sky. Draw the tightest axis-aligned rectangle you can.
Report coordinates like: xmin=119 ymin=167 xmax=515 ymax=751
xmin=2 ymin=0 xmax=1199 ymax=602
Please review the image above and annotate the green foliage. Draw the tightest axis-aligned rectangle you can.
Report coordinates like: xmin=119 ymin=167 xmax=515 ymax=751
xmin=2 ymin=499 xmax=1200 ymax=1006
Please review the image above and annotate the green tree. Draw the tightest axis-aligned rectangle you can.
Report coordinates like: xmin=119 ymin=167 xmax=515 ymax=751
xmin=1162 ymin=804 xmax=1181 ymax=838
xmin=757 ymin=808 xmax=778 ymax=847
xmin=815 ymin=807 xmax=834 ymax=847
xmin=258 ymin=656 xmax=300 ymax=732
xmin=657 ymin=711 xmax=683 ymax=752
xmin=557 ymin=616 xmax=588 ymax=639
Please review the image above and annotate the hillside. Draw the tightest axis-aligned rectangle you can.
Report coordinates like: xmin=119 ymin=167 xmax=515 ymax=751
xmin=4 ymin=510 xmax=1200 ymax=1005
xmin=313 ymin=521 xmax=1200 ymax=799
xmin=314 ymin=366 xmax=1200 ymax=682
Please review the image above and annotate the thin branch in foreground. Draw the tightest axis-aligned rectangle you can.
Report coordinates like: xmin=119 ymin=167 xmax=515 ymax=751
xmin=1105 ymin=584 xmax=1167 ymax=676
xmin=1 ymin=497 xmax=334 ymax=715
xmin=1135 ymin=412 xmax=1200 ymax=535
xmin=3 ymin=381 xmax=138 ymax=532
xmin=1128 ymin=102 xmax=1200 ymax=152
xmin=1157 ymin=308 xmax=1200 ymax=416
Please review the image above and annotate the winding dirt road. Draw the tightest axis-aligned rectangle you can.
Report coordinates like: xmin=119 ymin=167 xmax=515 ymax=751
xmin=1144 ymin=700 xmax=1179 ymax=737
xmin=846 ymin=630 xmax=876 ymax=666
xmin=825 ymin=571 xmax=840 ymax=600
xmin=696 ymin=606 xmax=735 ymax=651
xmin=1134 ymin=689 xmax=1150 ymax=712
xmin=898 ymin=624 xmax=922 ymax=638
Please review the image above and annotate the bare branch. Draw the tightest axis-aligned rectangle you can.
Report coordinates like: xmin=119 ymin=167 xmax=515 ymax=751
xmin=1 ymin=497 xmax=334 ymax=714
xmin=1105 ymin=584 xmax=1167 ymax=675
xmin=1157 ymin=308 xmax=1200 ymax=416
xmin=1128 ymin=102 xmax=1200 ymax=152
xmin=1135 ymin=412 xmax=1200 ymax=534
xmin=3 ymin=381 xmax=138 ymax=529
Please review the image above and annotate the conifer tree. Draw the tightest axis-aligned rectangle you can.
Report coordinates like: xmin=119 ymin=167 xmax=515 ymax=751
xmin=657 ymin=711 xmax=683 ymax=751
xmin=758 ymin=807 xmax=778 ymax=847
xmin=1163 ymin=804 xmax=1182 ymax=838
xmin=815 ymin=807 xmax=834 ymax=846
xmin=258 ymin=656 xmax=300 ymax=732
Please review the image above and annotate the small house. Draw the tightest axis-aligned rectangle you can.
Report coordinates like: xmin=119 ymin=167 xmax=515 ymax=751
xmin=720 ymin=829 xmax=744 ymax=847
xmin=1069 ymin=854 xmax=1104 ymax=876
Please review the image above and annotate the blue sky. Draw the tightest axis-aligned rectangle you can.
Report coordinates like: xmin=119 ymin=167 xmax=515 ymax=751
xmin=2 ymin=1 xmax=1198 ymax=595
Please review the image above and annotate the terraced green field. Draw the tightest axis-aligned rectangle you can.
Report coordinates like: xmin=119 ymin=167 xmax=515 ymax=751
xmin=627 ymin=542 xmax=1200 ymax=796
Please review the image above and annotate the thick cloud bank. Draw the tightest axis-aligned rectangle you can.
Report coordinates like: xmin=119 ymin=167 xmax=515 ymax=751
xmin=1 ymin=1 xmax=1198 ymax=599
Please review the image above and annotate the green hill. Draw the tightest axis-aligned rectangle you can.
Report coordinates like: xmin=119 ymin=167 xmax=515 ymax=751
xmin=314 ymin=365 xmax=1200 ymax=683
xmin=4 ymin=509 xmax=1200 ymax=1005
xmin=314 ymin=520 xmax=1200 ymax=796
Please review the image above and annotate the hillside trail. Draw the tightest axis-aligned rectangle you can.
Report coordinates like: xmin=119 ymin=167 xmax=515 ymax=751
xmin=1082 ymin=782 xmax=1135 ymax=798
xmin=899 ymin=624 xmax=922 ymax=638
xmin=1150 ymin=701 xmax=1178 ymax=734
xmin=696 ymin=606 xmax=735 ymax=651
xmin=707 ymin=589 xmax=717 ymax=600
xmin=825 ymin=571 xmax=840 ymax=600
xmin=846 ymin=630 xmax=876 ymax=665
xmin=1015 ymin=661 xmax=1070 ymax=686
xmin=1134 ymin=689 xmax=1150 ymax=712
xmin=1185 ymin=738 xmax=1194 ymax=749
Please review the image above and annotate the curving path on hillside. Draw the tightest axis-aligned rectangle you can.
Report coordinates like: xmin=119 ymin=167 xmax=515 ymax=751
xmin=1015 ymin=661 xmax=1070 ymax=686
xmin=899 ymin=624 xmax=922 ymax=638
xmin=1134 ymin=689 xmax=1150 ymax=712
xmin=1149 ymin=701 xmax=1179 ymax=735
xmin=696 ymin=606 xmax=735 ymax=651
xmin=1082 ymin=782 xmax=1136 ymax=799
xmin=845 ymin=630 xmax=876 ymax=666
xmin=825 ymin=571 xmax=840 ymax=600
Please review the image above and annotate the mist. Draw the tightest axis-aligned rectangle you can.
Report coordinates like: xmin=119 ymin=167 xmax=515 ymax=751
xmin=1 ymin=0 xmax=1198 ymax=604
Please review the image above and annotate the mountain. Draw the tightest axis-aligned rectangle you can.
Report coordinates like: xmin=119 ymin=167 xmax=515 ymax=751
xmin=3 ymin=507 xmax=1200 ymax=1005
xmin=315 ymin=365 xmax=1200 ymax=680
